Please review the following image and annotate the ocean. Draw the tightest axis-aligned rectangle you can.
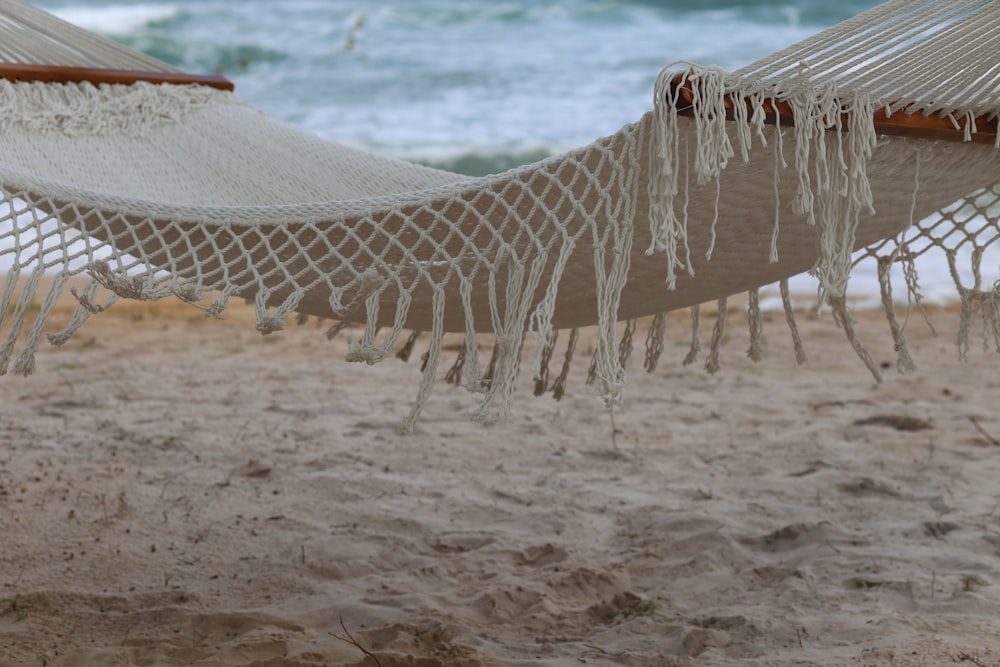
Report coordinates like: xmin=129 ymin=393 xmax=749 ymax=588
xmin=16 ymin=0 xmax=998 ymax=301
xmin=37 ymin=0 xmax=881 ymax=174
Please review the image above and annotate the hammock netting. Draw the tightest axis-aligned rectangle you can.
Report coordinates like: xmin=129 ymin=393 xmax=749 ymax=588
xmin=1 ymin=0 xmax=999 ymax=431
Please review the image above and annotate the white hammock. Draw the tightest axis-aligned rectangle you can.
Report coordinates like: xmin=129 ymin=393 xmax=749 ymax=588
xmin=1 ymin=0 xmax=999 ymax=431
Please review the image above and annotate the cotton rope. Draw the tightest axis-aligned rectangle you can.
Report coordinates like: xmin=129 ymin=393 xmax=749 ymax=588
xmin=2 ymin=0 xmax=1000 ymax=430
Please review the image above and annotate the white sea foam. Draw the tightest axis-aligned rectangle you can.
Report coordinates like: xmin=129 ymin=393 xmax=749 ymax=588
xmin=48 ymin=3 xmax=182 ymax=36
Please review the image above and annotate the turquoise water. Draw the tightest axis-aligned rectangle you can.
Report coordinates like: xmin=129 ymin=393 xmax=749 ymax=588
xmin=37 ymin=0 xmax=879 ymax=174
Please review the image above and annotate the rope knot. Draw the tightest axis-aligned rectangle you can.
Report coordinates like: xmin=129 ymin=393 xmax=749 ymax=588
xmin=89 ymin=261 xmax=158 ymax=301
xmin=256 ymin=315 xmax=285 ymax=335
xmin=346 ymin=343 xmax=385 ymax=364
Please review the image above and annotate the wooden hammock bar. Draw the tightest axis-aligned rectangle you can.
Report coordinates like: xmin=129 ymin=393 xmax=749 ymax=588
xmin=0 ymin=62 xmax=234 ymax=91
xmin=669 ymin=74 xmax=999 ymax=146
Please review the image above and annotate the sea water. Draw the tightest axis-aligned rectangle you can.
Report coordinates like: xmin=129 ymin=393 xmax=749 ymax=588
xmin=20 ymin=0 xmax=998 ymax=301
xmin=37 ymin=0 xmax=881 ymax=172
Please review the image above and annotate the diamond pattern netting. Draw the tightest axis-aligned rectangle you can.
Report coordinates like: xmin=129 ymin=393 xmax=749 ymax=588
xmin=0 ymin=102 xmax=651 ymax=430
xmin=855 ymin=185 xmax=1000 ymax=364
xmin=860 ymin=187 xmax=1000 ymax=278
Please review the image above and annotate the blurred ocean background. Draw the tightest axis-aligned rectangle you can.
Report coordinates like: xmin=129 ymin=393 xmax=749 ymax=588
xmin=18 ymin=0 xmax=997 ymax=301
xmin=35 ymin=0 xmax=881 ymax=175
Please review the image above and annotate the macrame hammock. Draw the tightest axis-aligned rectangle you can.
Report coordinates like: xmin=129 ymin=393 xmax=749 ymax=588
xmin=1 ymin=0 xmax=999 ymax=431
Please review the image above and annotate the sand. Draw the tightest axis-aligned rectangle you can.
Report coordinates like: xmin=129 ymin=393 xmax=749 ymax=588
xmin=2 ymin=292 xmax=1000 ymax=667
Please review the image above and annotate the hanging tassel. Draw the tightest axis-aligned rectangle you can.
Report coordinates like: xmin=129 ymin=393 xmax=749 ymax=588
xmin=706 ymin=298 xmax=727 ymax=374
xmin=877 ymin=255 xmax=915 ymax=372
xmin=618 ymin=319 xmax=637 ymax=369
xmin=551 ymin=328 xmax=580 ymax=401
xmin=644 ymin=312 xmax=667 ymax=373
xmin=533 ymin=329 xmax=559 ymax=397
xmin=396 ymin=330 xmax=421 ymax=361
xmin=830 ymin=295 xmax=881 ymax=382
xmin=780 ymin=279 xmax=807 ymax=365
xmin=683 ymin=304 xmax=701 ymax=366
xmin=444 ymin=346 xmax=467 ymax=386
xmin=398 ymin=288 xmax=446 ymax=434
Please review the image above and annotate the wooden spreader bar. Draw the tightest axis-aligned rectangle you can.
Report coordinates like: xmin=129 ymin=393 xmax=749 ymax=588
xmin=669 ymin=74 xmax=998 ymax=146
xmin=0 ymin=62 xmax=234 ymax=91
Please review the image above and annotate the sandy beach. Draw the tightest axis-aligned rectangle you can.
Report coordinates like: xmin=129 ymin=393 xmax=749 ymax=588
xmin=2 ymin=290 xmax=1000 ymax=666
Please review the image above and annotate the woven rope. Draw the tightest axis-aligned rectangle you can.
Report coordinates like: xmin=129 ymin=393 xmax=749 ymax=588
xmin=2 ymin=0 xmax=1000 ymax=428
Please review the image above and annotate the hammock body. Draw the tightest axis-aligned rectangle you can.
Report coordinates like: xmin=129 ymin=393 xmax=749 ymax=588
xmin=2 ymin=0 xmax=1000 ymax=429
xmin=3 ymin=100 xmax=994 ymax=331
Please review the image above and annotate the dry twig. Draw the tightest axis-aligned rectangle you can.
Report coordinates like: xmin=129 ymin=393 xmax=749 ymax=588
xmin=956 ymin=651 xmax=994 ymax=667
xmin=969 ymin=416 xmax=1000 ymax=447
xmin=330 ymin=617 xmax=382 ymax=667
xmin=583 ymin=643 xmax=609 ymax=655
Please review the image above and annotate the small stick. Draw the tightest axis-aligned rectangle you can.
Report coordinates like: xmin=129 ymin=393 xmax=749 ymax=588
xmin=969 ymin=416 xmax=1000 ymax=447
xmin=583 ymin=643 xmax=609 ymax=655
xmin=330 ymin=617 xmax=382 ymax=667
xmin=956 ymin=651 xmax=992 ymax=667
